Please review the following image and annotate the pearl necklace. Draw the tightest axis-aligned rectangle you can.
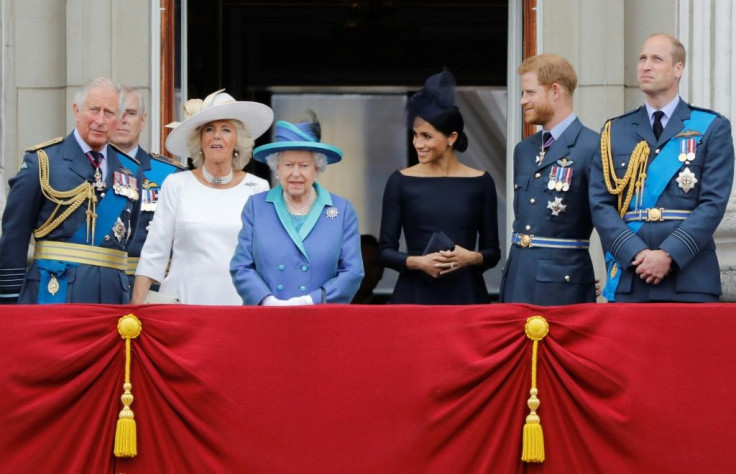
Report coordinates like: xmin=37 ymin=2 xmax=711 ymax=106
xmin=202 ymin=166 xmax=233 ymax=186
xmin=284 ymin=188 xmax=316 ymax=216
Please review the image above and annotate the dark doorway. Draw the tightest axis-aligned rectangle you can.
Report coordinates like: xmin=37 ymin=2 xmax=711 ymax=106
xmin=188 ymin=0 xmax=508 ymax=98
xmin=183 ymin=0 xmax=509 ymax=299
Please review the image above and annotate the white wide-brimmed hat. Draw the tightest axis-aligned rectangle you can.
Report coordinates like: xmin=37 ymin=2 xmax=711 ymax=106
xmin=164 ymin=89 xmax=274 ymax=158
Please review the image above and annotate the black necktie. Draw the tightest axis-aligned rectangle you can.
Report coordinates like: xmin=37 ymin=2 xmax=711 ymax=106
xmin=542 ymin=131 xmax=554 ymax=152
xmin=652 ymin=111 xmax=664 ymax=141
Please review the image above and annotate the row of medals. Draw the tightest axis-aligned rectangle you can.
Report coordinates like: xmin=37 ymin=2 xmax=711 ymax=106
xmin=536 ymin=146 xmax=571 ymax=217
xmin=98 ymin=168 xmax=140 ymax=201
xmin=676 ymin=138 xmax=698 ymax=193
xmin=535 ymin=137 xmax=700 ymax=197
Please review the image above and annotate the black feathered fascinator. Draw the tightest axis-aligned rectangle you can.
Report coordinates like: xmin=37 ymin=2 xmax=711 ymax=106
xmin=404 ymin=69 xmax=457 ymax=128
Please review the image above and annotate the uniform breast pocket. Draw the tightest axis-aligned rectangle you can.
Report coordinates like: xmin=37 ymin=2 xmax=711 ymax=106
xmin=513 ymin=176 xmax=530 ymax=213
xmin=612 ymin=154 xmax=632 ymax=180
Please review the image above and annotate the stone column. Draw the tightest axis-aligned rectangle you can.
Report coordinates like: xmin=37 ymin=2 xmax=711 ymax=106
xmin=678 ymin=0 xmax=736 ymax=300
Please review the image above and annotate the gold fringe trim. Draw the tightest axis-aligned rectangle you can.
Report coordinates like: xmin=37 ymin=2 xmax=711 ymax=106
xmin=114 ymin=314 xmax=142 ymax=458
xmin=600 ymin=120 xmax=650 ymax=215
xmin=33 ymin=150 xmax=97 ymax=242
xmin=522 ymin=316 xmax=549 ymax=463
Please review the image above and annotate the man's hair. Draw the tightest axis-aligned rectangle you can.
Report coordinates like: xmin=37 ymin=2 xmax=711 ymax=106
xmin=123 ymin=86 xmax=146 ymax=116
xmin=73 ymin=77 xmax=124 ymax=115
xmin=517 ymin=53 xmax=578 ymax=95
xmin=648 ymin=33 xmax=686 ymax=66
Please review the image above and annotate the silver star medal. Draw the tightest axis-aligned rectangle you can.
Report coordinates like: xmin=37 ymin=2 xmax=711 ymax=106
xmin=676 ymin=167 xmax=698 ymax=193
xmin=547 ymin=197 xmax=567 ymax=216
xmin=325 ymin=206 xmax=339 ymax=219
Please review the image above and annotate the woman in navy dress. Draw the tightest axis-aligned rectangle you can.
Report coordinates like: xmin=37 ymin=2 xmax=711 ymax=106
xmin=379 ymin=70 xmax=501 ymax=304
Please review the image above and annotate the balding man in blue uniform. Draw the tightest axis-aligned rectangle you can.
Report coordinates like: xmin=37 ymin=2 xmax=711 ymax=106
xmin=0 ymin=77 xmax=142 ymax=304
xmin=111 ymin=86 xmax=184 ymax=288
xmin=590 ymin=34 xmax=734 ymax=302
xmin=500 ymin=53 xmax=599 ymax=305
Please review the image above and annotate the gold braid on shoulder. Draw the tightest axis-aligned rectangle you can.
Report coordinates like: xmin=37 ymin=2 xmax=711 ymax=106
xmin=34 ymin=150 xmax=98 ymax=243
xmin=600 ymin=119 xmax=650 ymax=217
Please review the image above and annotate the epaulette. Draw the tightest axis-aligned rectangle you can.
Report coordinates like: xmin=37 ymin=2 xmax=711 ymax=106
xmin=26 ymin=137 xmax=63 ymax=152
xmin=151 ymin=152 xmax=187 ymax=170
xmin=109 ymin=143 xmax=141 ymax=165
xmin=689 ymin=104 xmax=722 ymax=118
xmin=607 ymin=106 xmax=643 ymax=123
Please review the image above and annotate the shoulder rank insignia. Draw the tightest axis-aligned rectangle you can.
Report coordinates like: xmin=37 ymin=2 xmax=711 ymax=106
xmin=675 ymin=129 xmax=703 ymax=139
xmin=151 ymin=152 xmax=187 ymax=170
xmin=110 ymin=144 xmax=141 ymax=165
xmin=26 ymin=137 xmax=63 ymax=152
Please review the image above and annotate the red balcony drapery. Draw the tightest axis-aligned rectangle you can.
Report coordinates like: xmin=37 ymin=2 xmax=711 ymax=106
xmin=1 ymin=303 xmax=734 ymax=473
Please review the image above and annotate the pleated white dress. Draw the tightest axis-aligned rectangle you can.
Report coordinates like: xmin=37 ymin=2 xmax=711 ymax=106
xmin=136 ymin=170 xmax=269 ymax=305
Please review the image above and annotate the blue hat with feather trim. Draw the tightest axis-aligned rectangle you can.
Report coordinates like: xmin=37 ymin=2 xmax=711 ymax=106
xmin=404 ymin=69 xmax=457 ymax=128
xmin=253 ymin=115 xmax=343 ymax=164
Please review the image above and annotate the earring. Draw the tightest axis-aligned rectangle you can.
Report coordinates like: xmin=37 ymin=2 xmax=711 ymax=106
xmin=198 ymin=149 xmax=203 ymax=156
xmin=233 ymin=148 xmax=240 ymax=157
xmin=449 ymin=142 xmax=455 ymax=147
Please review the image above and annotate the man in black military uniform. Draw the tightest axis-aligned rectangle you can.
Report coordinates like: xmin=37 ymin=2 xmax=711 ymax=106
xmin=0 ymin=77 xmax=142 ymax=304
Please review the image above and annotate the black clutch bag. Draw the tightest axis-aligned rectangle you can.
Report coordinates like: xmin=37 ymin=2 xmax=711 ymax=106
xmin=423 ymin=231 xmax=455 ymax=255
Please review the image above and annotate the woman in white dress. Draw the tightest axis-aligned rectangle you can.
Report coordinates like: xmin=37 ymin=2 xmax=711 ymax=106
xmin=130 ymin=89 xmax=273 ymax=305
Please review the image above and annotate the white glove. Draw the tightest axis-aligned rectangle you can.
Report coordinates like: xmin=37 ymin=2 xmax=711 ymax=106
xmin=261 ymin=295 xmax=288 ymax=306
xmin=284 ymin=295 xmax=314 ymax=306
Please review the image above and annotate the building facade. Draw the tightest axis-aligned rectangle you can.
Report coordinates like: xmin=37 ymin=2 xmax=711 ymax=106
xmin=3 ymin=0 xmax=736 ymax=298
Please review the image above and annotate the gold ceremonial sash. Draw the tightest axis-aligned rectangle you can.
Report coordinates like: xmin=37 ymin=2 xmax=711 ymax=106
xmin=35 ymin=241 xmax=128 ymax=271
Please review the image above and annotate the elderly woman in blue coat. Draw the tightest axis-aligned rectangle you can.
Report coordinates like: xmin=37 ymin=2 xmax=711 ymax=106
xmin=230 ymin=112 xmax=364 ymax=305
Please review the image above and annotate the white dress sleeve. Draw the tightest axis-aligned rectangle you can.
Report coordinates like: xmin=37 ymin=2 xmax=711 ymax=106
xmin=134 ymin=172 xmax=184 ymax=282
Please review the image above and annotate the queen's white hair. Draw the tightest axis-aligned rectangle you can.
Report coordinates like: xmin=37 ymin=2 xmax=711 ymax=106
xmin=265 ymin=151 xmax=328 ymax=175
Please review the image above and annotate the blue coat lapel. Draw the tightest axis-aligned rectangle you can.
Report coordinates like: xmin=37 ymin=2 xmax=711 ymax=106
xmin=136 ymin=147 xmax=152 ymax=171
xmin=267 ymin=185 xmax=309 ymax=260
xmin=538 ymin=118 xmax=582 ymax=170
xmin=658 ymin=99 xmax=690 ymax=146
xmin=266 ymin=183 xmax=335 ymax=261
xmin=630 ymin=106 xmax=656 ymax=144
xmin=298 ymin=183 xmax=332 ymax=240
xmin=62 ymin=133 xmax=93 ymax=182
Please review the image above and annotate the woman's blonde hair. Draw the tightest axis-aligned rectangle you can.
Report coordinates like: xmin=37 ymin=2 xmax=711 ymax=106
xmin=187 ymin=119 xmax=255 ymax=170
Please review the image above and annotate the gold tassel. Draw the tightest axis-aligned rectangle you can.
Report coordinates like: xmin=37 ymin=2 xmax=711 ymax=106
xmin=522 ymin=315 xmax=549 ymax=463
xmin=114 ymin=314 xmax=142 ymax=458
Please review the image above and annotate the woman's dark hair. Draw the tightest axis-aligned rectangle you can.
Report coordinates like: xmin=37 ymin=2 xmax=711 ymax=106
xmin=405 ymin=69 xmax=469 ymax=152
xmin=424 ymin=106 xmax=469 ymax=152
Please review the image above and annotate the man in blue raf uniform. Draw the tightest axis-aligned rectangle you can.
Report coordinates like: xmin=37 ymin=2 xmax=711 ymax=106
xmin=590 ymin=34 xmax=734 ymax=302
xmin=111 ymin=86 xmax=184 ymax=288
xmin=0 ymin=77 xmax=142 ymax=304
xmin=500 ymin=54 xmax=599 ymax=305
